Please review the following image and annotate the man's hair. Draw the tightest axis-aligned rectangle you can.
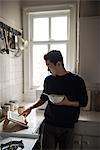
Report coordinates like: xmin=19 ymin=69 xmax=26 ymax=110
xmin=44 ymin=50 xmax=64 ymax=67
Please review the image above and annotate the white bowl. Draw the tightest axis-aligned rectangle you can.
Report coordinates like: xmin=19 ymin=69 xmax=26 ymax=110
xmin=43 ymin=93 xmax=65 ymax=103
xmin=48 ymin=94 xmax=64 ymax=104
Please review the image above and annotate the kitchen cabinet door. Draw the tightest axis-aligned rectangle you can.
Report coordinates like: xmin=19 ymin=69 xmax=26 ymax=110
xmin=82 ymin=136 xmax=100 ymax=150
xmin=72 ymin=135 xmax=82 ymax=149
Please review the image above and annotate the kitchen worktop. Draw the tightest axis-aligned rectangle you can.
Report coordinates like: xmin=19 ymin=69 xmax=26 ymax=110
xmin=0 ymin=108 xmax=100 ymax=139
xmin=0 ymin=109 xmax=44 ymax=138
xmin=79 ymin=110 xmax=100 ymax=122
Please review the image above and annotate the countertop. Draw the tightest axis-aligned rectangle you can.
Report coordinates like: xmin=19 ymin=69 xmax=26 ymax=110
xmin=79 ymin=110 xmax=100 ymax=122
xmin=0 ymin=108 xmax=100 ymax=138
xmin=0 ymin=109 xmax=44 ymax=138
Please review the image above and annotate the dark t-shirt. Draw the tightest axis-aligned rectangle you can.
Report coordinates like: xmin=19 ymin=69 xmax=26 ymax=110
xmin=40 ymin=72 xmax=88 ymax=128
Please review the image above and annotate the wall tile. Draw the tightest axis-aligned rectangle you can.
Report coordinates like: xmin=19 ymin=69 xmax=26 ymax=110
xmin=0 ymin=53 xmax=23 ymax=105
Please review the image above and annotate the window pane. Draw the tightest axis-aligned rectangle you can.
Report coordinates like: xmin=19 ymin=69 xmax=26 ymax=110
xmin=51 ymin=16 xmax=67 ymax=40
xmin=32 ymin=45 xmax=48 ymax=87
xmin=50 ymin=44 xmax=67 ymax=67
xmin=33 ymin=18 xmax=49 ymax=41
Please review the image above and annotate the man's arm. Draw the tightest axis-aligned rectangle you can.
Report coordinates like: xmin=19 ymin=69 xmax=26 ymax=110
xmin=20 ymin=99 xmax=45 ymax=117
xmin=30 ymin=99 xmax=46 ymax=110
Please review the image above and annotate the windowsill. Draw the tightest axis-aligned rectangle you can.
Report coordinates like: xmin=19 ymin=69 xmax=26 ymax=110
xmin=36 ymin=87 xmax=43 ymax=91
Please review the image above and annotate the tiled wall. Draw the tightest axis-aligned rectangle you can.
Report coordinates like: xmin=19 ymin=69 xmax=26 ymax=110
xmin=0 ymin=0 xmax=23 ymax=105
xmin=0 ymin=52 xmax=23 ymax=105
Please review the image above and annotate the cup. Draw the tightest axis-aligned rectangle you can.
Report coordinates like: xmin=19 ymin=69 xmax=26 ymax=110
xmin=18 ymin=106 xmax=25 ymax=115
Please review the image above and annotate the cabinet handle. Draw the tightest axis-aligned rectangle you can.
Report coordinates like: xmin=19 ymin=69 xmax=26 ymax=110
xmin=83 ymin=140 xmax=90 ymax=145
xmin=74 ymin=140 xmax=81 ymax=145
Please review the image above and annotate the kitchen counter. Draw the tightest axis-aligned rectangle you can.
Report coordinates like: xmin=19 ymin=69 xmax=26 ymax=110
xmin=0 ymin=109 xmax=44 ymax=138
xmin=79 ymin=110 xmax=100 ymax=122
xmin=0 ymin=108 xmax=100 ymax=139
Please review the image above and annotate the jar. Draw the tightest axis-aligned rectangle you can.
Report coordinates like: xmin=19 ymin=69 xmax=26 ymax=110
xmin=9 ymin=100 xmax=18 ymax=111
xmin=1 ymin=104 xmax=10 ymax=116
xmin=18 ymin=106 xmax=25 ymax=115
xmin=9 ymin=101 xmax=15 ymax=111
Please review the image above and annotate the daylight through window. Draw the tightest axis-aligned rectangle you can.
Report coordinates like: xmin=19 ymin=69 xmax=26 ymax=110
xmin=29 ymin=9 xmax=73 ymax=88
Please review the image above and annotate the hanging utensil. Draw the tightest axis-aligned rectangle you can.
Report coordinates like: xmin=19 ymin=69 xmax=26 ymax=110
xmin=9 ymin=34 xmax=16 ymax=49
xmin=2 ymin=28 xmax=9 ymax=54
xmin=0 ymin=28 xmax=4 ymax=40
xmin=14 ymin=35 xmax=22 ymax=57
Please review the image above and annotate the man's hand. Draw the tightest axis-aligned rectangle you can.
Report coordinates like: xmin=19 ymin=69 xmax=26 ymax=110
xmin=55 ymin=96 xmax=79 ymax=107
xmin=55 ymin=96 xmax=69 ymax=106
xmin=19 ymin=107 xmax=32 ymax=117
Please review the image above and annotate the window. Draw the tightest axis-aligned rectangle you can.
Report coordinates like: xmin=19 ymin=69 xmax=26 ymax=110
xmin=24 ymin=5 xmax=76 ymax=91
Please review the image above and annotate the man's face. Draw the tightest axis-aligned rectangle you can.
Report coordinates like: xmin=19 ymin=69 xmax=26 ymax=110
xmin=45 ymin=60 xmax=57 ymax=76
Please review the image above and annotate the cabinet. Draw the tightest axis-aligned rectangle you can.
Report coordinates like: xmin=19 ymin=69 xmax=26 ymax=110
xmin=73 ymin=135 xmax=82 ymax=149
xmin=80 ymin=16 xmax=100 ymax=83
xmin=72 ymin=121 xmax=100 ymax=149
xmin=73 ymin=135 xmax=100 ymax=149
xmin=82 ymin=136 xmax=100 ymax=149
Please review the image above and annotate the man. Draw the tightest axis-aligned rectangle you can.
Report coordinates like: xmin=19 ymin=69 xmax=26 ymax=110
xmin=21 ymin=50 xmax=88 ymax=150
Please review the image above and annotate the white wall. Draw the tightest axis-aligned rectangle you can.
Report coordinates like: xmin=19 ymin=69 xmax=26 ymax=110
xmin=21 ymin=1 xmax=100 ymax=102
xmin=79 ymin=16 xmax=100 ymax=90
xmin=0 ymin=1 xmax=1 ymax=16
xmin=1 ymin=0 xmax=21 ymax=29
xmin=0 ymin=0 xmax=23 ymax=105
xmin=21 ymin=0 xmax=75 ymax=8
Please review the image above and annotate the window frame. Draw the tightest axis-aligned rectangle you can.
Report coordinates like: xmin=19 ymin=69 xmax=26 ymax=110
xmin=29 ymin=10 xmax=70 ymax=88
xmin=23 ymin=4 xmax=77 ymax=94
